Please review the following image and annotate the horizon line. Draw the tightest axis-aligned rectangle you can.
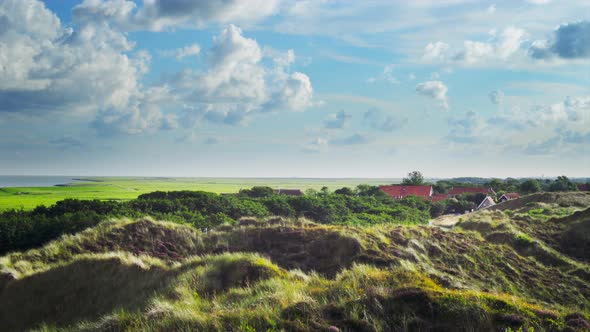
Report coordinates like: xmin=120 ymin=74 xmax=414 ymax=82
xmin=1 ymin=174 xmax=588 ymax=180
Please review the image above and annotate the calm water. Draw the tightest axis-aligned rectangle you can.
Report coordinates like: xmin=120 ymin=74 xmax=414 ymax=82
xmin=0 ymin=176 xmax=82 ymax=188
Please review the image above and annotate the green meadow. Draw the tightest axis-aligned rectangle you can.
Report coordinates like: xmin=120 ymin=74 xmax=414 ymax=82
xmin=0 ymin=177 xmax=399 ymax=211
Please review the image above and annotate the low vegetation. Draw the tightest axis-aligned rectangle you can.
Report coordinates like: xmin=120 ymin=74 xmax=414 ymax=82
xmin=0 ymin=189 xmax=433 ymax=255
xmin=0 ymin=177 xmax=395 ymax=211
xmin=1 ymin=191 xmax=589 ymax=331
xmin=2 ymin=174 xmax=586 ymax=255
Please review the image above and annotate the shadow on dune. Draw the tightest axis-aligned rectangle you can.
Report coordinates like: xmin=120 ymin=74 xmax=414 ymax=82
xmin=0 ymin=257 xmax=187 ymax=331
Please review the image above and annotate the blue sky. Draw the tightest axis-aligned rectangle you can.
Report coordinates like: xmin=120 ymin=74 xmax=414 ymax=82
xmin=0 ymin=0 xmax=589 ymax=178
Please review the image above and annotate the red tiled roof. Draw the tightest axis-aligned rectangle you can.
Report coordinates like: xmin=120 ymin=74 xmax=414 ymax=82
xmin=379 ymin=185 xmax=432 ymax=199
xmin=430 ymin=194 xmax=450 ymax=202
xmin=448 ymin=187 xmax=495 ymax=195
xmin=503 ymin=193 xmax=520 ymax=199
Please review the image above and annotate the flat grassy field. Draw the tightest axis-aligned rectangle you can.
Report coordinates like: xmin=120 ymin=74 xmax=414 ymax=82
xmin=0 ymin=177 xmax=399 ymax=211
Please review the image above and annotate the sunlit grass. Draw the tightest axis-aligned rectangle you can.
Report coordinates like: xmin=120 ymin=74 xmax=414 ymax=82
xmin=0 ymin=177 xmax=399 ymax=210
xmin=2 ymin=203 xmax=589 ymax=331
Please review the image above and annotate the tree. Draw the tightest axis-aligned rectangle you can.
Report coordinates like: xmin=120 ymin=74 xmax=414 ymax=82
xmin=505 ymin=178 xmax=521 ymax=188
xmin=457 ymin=193 xmax=486 ymax=205
xmin=502 ymin=178 xmax=520 ymax=193
xmin=519 ymin=179 xmax=541 ymax=194
xmin=433 ymin=180 xmax=451 ymax=194
xmin=304 ymin=188 xmax=319 ymax=196
xmin=446 ymin=198 xmax=477 ymax=214
xmin=430 ymin=201 xmax=447 ymax=218
xmin=355 ymin=184 xmax=381 ymax=196
xmin=487 ymin=179 xmax=504 ymax=192
xmin=402 ymin=171 xmax=424 ymax=185
xmin=239 ymin=186 xmax=274 ymax=198
xmin=549 ymin=176 xmax=578 ymax=192
xmin=334 ymin=187 xmax=355 ymax=196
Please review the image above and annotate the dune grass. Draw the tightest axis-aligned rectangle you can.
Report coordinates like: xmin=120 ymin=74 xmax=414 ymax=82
xmin=2 ymin=198 xmax=590 ymax=331
xmin=19 ymin=257 xmax=582 ymax=332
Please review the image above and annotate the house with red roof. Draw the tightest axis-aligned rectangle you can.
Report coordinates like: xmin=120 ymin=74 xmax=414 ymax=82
xmin=499 ymin=193 xmax=520 ymax=202
xmin=430 ymin=193 xmax=450 ymax=202
xmin=379 ymin=185 xmax=433 ymax=200
xmin=447 ymin=186 xmax=495 ymax=196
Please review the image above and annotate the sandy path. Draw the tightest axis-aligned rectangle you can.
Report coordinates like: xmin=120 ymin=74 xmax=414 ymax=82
xmin=430 ymin=212 xmax=475 ymax=228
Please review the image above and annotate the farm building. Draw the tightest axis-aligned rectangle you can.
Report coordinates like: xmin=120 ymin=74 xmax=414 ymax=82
xmin=499 ymin=193 xmax=520 ymax=202
xmin=380 ymin=185 xmax=496 ymax=203
xmin=274 ymin=189 xmax=304 ymax=196
xmin=477 ymin=196 xmax=496 ymax=210
xmin=379 ymin=185 xmax=433 ymax=199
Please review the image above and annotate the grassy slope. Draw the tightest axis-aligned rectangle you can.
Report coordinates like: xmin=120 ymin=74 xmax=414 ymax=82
xmin=431 ymin=192 xmax=590 ymax=229
xmin=0 ymin=177 xmax=397 ymax=211
xmin=1 ymin=195 xmax=590 ymax=332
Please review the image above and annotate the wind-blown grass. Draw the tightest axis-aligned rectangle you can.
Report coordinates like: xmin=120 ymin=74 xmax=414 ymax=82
xmin=1 ymin=199 xmax=590 ymax=331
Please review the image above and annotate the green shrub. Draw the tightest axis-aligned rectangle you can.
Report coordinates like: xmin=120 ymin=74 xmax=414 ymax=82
xmin=0 ymin=187 xmax=433 ymax=254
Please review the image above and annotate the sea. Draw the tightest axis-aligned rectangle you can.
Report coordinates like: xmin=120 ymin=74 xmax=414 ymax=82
xmin=0 ymin=176 xmax=82 ymax=188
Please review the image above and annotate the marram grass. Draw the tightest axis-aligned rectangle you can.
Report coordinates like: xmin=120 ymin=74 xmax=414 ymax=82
xmin=2 ymin=202 xmax=590 ymax=331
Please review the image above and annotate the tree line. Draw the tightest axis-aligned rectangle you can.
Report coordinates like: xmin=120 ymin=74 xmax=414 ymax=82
xmin=0 ymin=174 xmax=585 ymax=255
xmin=402 ymin=171 xmax=584 ymax=196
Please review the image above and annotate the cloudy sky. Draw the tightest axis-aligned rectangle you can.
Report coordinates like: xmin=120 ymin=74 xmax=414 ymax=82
xmin=0 ymin=0 xmax=589 ymax=178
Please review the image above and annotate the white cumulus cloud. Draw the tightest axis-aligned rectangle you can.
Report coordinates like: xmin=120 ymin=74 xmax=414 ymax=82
xmin=423 ymin=27 xmax=527 ymax=66
xmin=171 ymin=25 xmax=314 ymax=126
xmin=0 ymin=0 xmax=175 ymax=136
xmin=73 ymin=0 xmax=282 ymax=31
xmin=454 ymin=27 xmax=527 ymax=64
xmin=529 ymin=21 xmax=590 ymax=60
xmin=422 ymin=41 xmax=450 ymax=61
xmin=166 ymin=44 xmax=201 ymax=60
xmin=416 ymin=81 xmax=449 ymax=110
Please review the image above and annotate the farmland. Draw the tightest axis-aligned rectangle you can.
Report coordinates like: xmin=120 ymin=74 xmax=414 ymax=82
xmin=0 ymin=177 xmax=398 ymax=211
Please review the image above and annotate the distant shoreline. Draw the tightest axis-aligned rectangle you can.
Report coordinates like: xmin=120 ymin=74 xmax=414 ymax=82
xmin=0 ymin=176 xmax=82 ymax=188
xmin=71 ymin=178 xmax=104 ymax=183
